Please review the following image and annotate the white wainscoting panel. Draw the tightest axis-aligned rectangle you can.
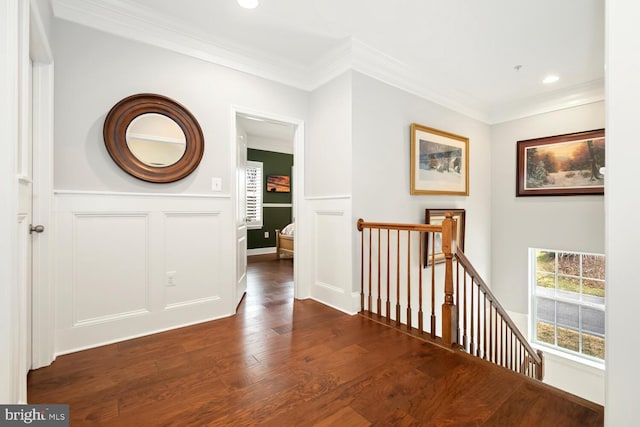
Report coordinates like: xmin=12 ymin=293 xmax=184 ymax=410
xmin=305 ymin=196 xmax=354 ymax=314
xmin=72 ymin=213 xmax=150 ymax=325
xmin=164 ymin=212 xmax=222 ymax=309
xmin=54 ymin=191 xmax=234 ymax=354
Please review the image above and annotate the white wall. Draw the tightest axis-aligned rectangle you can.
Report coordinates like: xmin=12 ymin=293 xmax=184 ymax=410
xmin=491 ymin=102 xmax=605 ymax=404
xmin=52 ymin=20 xmax=308 ymax=353
xmin=247 ymin=135 xmax=293 ymax=155
xmin=491 ymin=101 xmax=605 ymax=313
xmin=304 ymin=72 xmax=354 ymax=312
xmin=54 ymin=21 xmax=308 ymax=194
xmin=605 ymin=2 xmax=640 ymax=425
xmin=31 ymin=0 xmax=53 ymax=44
xmin=352 ymin=72 xmax=493 ymax=291
xmin=306 ymin=72 xmax=352 ymax=197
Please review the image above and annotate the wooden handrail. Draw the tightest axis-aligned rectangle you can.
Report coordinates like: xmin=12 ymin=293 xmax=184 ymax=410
xmin=356 ymin=215 xmax=543 ymax=381
xmin=357 ymin=218 xmax=443 ymax=233
xmin=454 ymin=249 xmax=543 ymax=368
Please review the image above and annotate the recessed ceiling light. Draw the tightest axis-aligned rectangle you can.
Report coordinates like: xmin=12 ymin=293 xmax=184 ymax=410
xmin=543 ymin=75 xmax=559 ymax=84
xmin=237 ymin=0 xmax=259 ymax=9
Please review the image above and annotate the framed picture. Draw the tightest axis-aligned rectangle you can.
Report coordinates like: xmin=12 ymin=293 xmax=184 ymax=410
xmin=424 ymin=209 xmax=465 ymax=266
xmin=410 ymin=123 xmax=469 ymax=196
xmin=516 ymin=129 xmax=605 ymax=196
xmin=266 ymin=175 xmax=290 ymax=192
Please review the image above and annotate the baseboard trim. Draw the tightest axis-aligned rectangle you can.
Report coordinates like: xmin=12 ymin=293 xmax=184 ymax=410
xmin=55 ymin=312 xmax=233 ymax=356
xmin=247 ymin=247 xmax=276 ymax=256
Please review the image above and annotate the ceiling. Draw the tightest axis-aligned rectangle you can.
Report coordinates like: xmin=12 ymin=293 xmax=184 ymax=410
xmin=237 ymin=114 xmax=295 ymax=143
xmin=52 ymin=0 xmax=605 ymax=123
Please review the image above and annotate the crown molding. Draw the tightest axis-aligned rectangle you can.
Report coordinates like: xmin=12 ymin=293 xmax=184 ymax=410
xmin=306 ymin=38 xmax=353 ymax=90
xmin=348 ymin=39 xmax=490 ymax=123
xmin=51 ymin=0 xmax=309 ymax=89
xmin=51 ymin=0 xmax=604 ymax=125
xmin=488 ymin=78 xmax=605 ymax=124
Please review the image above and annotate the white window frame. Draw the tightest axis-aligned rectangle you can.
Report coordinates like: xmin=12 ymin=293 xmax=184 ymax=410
xmin=529 ymin=248 xmax=605 ymax=365
xmin=246 ymin=161 xmax=263 ymax=229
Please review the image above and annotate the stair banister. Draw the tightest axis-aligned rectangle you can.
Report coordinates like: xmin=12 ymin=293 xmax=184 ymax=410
xmin=442 ymin=213 xmax=457 ymax=346
xmin=455 ymin=249 xmax=544 ymax=379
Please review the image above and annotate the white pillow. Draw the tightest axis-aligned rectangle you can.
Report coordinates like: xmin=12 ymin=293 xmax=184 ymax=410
xmin=281 ymin=223 xmax=295 ymax=236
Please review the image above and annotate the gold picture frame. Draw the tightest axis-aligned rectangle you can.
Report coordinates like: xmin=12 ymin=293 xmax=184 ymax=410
xmin=410 ymin=123 xmax=469 ymax=196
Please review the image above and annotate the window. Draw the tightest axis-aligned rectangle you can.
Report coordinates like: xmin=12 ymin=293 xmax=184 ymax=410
xmin=246 ymin=161 xmax=263 ymax=229
xmin=530 ymin=249 xmax=605 ymax=362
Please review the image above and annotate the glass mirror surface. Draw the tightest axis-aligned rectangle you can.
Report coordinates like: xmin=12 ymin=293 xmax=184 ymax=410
xmin=125 ymin=113 xmax=187 ymax=167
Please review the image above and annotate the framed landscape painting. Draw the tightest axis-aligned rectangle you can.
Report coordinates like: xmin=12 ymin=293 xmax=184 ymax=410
xmin=517 ymin=129 xmax=605 ymax=196
xmin=424 ymin=209 xmax=465 ymax=266
xmin=266 ymin=175 xmax=290 ymax=193
xmin=410 ymin=123 xmax=469 ymax=196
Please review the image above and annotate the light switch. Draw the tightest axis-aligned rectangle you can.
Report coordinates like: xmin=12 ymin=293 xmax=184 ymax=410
xmin=211 ymin=177 xmax=222 ymax=191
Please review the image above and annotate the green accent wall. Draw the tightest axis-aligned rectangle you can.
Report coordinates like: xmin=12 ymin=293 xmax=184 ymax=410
xmin=247 ymin=149 xmax=293 ymax=249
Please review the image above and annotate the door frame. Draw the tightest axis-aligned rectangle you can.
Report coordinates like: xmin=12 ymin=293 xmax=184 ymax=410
xmin=230 ymin=106 xmax=307 ymax=308
xmin=29 ymin=0 xmax=55 ymax=369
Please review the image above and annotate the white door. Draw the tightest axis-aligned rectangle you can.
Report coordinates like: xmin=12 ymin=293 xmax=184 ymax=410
xmin=235 ymin=131 xmax=248 ymax=307
xmin=16 ymin=3 xmax=36 ymax=401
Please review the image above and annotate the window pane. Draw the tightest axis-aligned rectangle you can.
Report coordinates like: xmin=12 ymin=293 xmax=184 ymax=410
xmin=536 ymin=272 xmax=555 ymax=289
xmin=581 ymin=306 xmax=605 ymax=335
xmin=558 ymin=252 xmax=580 ymax=276
xmin=557 ymin=326 xmax=580 ymax=352
xmin=536 ymin=250 xmax=555 ymax=273
xmin=556 ymin=301 xmax=579 ymax=329
xmin=583 ymin=279 xmax=605 ymax=300
xmin=558 ymin=275 xmax=580 ymax=299
xmin=583 ymin=254 xmax=605 ymax=280
xmin=536 ymin=321 xmax=555 ymax=345
xmin=582 ymin=333 xmax=605 ymax=360
xmin=536 ymin=297 xmax=555 ymax=324
xmin=530 ymin=248 xmax=605 ymax=362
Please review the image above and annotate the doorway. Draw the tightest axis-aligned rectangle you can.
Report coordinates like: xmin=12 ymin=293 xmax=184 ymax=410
xmin=232 ymin=108 xmax=304 ymax=311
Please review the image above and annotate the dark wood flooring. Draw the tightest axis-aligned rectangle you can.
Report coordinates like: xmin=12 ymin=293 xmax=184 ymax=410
xmin=28 ymin=257 xmax=603 ymax=426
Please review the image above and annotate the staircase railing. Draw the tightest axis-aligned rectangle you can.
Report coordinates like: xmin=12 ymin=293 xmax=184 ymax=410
xmin=357 ymin=213 xmax=543 ymax=380
xmin=455 ymin=250 xmax=543 ymax=380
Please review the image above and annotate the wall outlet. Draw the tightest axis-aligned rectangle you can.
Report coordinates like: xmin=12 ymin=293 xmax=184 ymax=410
xmin=211 ymin=177 xmax=222 ymax=192
xmin=264 ymin=231 xmax=269 ymax=238
xmin=166 ymin=271 xmax=177 ymax=287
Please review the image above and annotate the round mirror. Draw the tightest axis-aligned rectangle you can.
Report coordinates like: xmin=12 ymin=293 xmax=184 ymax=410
xmin=126 ymin=113 xmax=186 ymax=167
xmin=103 ymin=94 xmax=204 ymax=183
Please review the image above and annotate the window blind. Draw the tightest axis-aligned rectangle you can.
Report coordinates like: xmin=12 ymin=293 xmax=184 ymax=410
xmin=246 ymin=161 xmax=263 ymax=229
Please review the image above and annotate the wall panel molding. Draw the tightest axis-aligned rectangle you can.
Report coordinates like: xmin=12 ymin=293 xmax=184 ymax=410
xmin=55 ymin=189 xmax=231 ymax=199
xmin=54 ymin=192 xmax=234 ymax=353
xmin=165 ymin=295 xmax=222 ymax=311
xmin=71 ymin=212 xmax=150 ymax=326
xmin=305 ymin=196 xmax=354 ymax=314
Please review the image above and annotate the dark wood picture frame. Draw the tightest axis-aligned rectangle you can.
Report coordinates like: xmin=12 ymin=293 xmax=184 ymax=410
xmin=103 ymin=93 xmax=204 ymax=183
xmin=424 ymin=209 xmax=465 ymax=266
xmin=516 ymin=129 xmax=605 ymax=196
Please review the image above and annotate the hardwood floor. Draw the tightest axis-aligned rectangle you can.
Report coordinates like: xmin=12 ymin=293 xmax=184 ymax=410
xmin=28 ymin=258 xmax=603 ymax=426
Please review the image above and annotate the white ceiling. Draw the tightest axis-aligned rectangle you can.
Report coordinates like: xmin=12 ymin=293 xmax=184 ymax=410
xmin=52 ymin=0 xmax=604 ymax=123
xmin=237 ymin=114 xmax=295 ymax=143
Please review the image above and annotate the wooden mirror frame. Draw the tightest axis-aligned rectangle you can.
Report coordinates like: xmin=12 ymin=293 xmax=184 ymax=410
xmin=103 ymin=93 xmax=204 ymax=183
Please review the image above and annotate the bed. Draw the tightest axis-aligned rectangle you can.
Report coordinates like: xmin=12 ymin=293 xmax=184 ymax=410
xmin=275 ymin=223 xmax=294 ymax=259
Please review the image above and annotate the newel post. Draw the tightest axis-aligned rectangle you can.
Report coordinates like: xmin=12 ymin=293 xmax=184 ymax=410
xmin=441 ymin=213 xmax=458 ymax=346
